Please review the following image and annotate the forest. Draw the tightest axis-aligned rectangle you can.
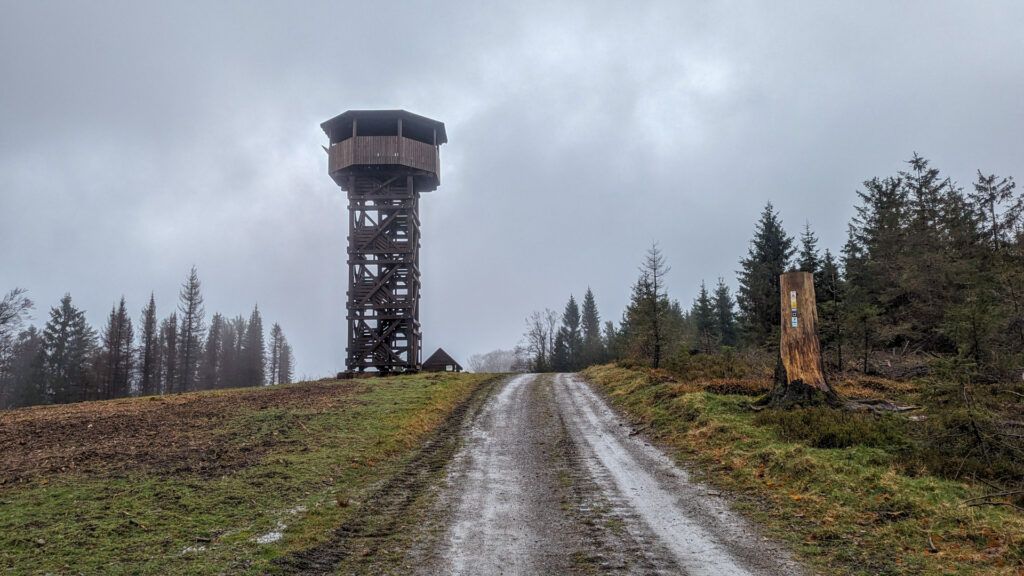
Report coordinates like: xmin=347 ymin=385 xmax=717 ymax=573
xmin=512 ymin=153 xmax=1024 ymax=500
xmin=0 ymin=268 xmax=295 ymax=409
xmin=518 ymin=153 xmax=1022 ymax=381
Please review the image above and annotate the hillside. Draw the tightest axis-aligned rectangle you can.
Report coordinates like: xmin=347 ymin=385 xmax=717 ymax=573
xmin=0 ymin=373 xmax=496 ymax=575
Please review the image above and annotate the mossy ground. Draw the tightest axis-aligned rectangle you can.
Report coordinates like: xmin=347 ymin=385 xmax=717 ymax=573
xmin=581 ymin=364 xmax=1024 ymax=575
xmin=0 ymin=373 xmax=492 ymax=575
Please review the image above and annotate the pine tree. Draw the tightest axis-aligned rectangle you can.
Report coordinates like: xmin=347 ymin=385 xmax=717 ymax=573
xmin=176 ymin=267 xmax=205 ymax=392
xmin=159 ymin=313 xmax=178 ymax=394
xmin=580 ymin=288 xmax=603 ymax=366
xmin=198 ymin=313 xmax=224 ymax=390
xmin=692 ymin=281 xmax=718 ymax=353
xmin=712 ymin=278 xmax=737 ymax=347
xmin=137 ymin=294 xmax=159 ymax=396
xmin=99 ymin=297 xmax=133 ymax=399
xmin=737 ymin=202 xmax=795 ymax=347
xmin=560 ymin=295 xmax=583 ymax=370
xmin=242 ymin=306 xmax=265 ymax=386
xmin=41 ymin=294 xmax=97 ymax=404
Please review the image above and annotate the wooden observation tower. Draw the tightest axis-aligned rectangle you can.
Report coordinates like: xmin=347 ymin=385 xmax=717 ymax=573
xmin=320 ymin=110 xmax=447 ymax=374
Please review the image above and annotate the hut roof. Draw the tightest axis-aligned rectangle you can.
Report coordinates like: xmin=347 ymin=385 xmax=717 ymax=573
xmin=422 ymin=347 xmax=462 ymax=370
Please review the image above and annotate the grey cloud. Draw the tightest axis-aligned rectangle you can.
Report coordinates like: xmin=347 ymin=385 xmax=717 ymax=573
xmin=2 ymin=1 xmax=1022 ymax=376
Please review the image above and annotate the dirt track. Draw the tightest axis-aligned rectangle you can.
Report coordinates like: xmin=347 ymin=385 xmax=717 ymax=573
xmin=408 ymin=373 xmax=806 ymax=576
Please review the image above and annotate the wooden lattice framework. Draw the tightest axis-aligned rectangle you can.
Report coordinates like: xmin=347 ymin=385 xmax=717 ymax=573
xmin=321 ymin=110 xmax=446 ymax=373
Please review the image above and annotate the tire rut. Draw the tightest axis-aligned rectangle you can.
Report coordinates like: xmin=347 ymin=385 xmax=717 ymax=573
xmin=274 ymin=375 xmax=501 ymax=575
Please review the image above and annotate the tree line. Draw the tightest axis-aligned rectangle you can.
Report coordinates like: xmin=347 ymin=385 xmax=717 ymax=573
xmin=0 ymin=268 xmax=295 ymax=409
xmin=521 ymin=153 xmax=1023 ymax=380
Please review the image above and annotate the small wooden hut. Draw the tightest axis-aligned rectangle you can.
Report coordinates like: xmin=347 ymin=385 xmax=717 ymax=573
xmin=422 ymin=348 xmax=463 ymax=373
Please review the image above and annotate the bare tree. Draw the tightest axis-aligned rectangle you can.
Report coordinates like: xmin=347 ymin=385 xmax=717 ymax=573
xmin=0 ymin=288 xmax=34 ymax=407
xmin=467 ymin=349 xmax=516 ymax=373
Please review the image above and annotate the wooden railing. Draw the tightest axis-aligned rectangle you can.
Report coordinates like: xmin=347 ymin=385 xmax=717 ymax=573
xmin=329 ymin=136 xmax=438 ymax=175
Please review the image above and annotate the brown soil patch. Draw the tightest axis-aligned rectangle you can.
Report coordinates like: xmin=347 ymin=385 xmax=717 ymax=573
xmin=0 ymin=381 xmax=363 ymax=485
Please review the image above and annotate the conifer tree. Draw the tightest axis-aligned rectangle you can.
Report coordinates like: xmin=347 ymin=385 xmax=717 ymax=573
xmin=279 ymin=342 xmax=294 ymax=384
xmin=177 ymin=267 xmax=205 ymax=392
xmin=552 ymin=329 xmax=569 ymax=372
xmin=242 ymin=306 xmax=265 ymax=386
xmin=712 ymin=278 xmax=737 ymax=347
xmin=220 ymin=315 xmax=247 ymax=389
xmin=798 ymin=222 xmax=820 ymax=276
xmin=621 ymin=245 xmax=674 ymax=368
xmin=692 ymin=281 xmax=718 ymax=353
xmin=560 ymin=295 xmax=583 ymax=370
xmin=159 ymin=313 xmax=178 ymax=394
xmin=970 ymin=171 xmax=1018 ymax=251
xmin=818 ymin=249 xmax=845 ymax=370
xmin=137 ymin=294 xmax=159 ymax=396
xmin=602 ymin=321 xmax=620 ymax=360
xmin=42 ymin=294 xmax=96 ymax=404
xmin=268 ymin=322 xmax=285 ymax=385
xmin=737 ymin=202 xmax=795 ymax=347
xmin=198 ymin=313 xmax=223 ymax=390
xmin=99 ymin=297 xmax=133 ymax=399
xmin=580 ymin=288 xmax=603 ymax=366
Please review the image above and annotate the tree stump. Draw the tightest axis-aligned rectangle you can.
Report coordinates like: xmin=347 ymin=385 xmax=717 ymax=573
xmin=759 ymin=271 xmax=843 ymax=408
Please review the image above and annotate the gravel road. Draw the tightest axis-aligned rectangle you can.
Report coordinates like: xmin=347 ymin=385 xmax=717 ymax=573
xmin=412 ymin=373 xmax=806 ymax=576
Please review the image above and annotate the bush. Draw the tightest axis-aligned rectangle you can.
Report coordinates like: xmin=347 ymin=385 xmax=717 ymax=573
xmin=754 ymin=407 xmax=911 ymax=450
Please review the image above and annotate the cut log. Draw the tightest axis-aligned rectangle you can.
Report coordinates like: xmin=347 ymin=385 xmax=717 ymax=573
xmin=759 ymin=271 xmax=843 ymax=408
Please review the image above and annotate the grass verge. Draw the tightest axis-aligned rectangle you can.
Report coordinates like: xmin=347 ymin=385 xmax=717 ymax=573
xmin=0 ymin=373 xmax=494 ymax=575
xmin=581 ymin=364 xmax=1024 ymax=575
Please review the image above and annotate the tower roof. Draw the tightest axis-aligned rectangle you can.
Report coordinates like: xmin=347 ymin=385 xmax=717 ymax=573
xmin=320 ymin=109 xmax=447 ymax=144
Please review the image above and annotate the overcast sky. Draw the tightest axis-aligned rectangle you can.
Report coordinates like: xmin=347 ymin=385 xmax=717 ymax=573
xmin=2 ymin=1 xmax=1023 ymax=377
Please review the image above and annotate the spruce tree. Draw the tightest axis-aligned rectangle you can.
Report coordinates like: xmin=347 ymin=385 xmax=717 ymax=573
xmin=242 ymin=306 xmax=265 ymax=386
xmin=818 ymin=249 xmax=845 ymax=370
xmin=737 ymin=202 xmax=795 ymax=347
xmin=602 ymin=321 xmax=619 ymax=360
xmin=692 ymin=281 xmax=717 ymax=353
xmin=160 ymin=313 xmax=178 ymax=394
xmin=970 ymin=171 xmax=1018 ymax=251
xmin=713 ymin=278 xmax=737 ymax=347
xmin=279 ymin=342 xmax=294 ymax=384
xmin=99 ymin=297 xmax=133 ymax=399
xmin=42 ymin=294 xmax=96 ymax=404
xmin=268 ymin=322 xmax=284 ymax=385
xmin=137 ymin=294 xmax=159 ymax=396
xmin=177 ymin=267 xmax=205 ymax=392
xmin=580 ymin=288 xmax=603 ymax=366
xmin=198 ymin=313 xmax=224 ymax=390
xmin=798 ymin=222 xmax=820 ymax=276
xmin=552 ymin=329 xmax=569 ymax=372
xmin=220 ymin=315 xmax=247 ymax=389
xmin=560 ymin=295 xmax=583 ymax=370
